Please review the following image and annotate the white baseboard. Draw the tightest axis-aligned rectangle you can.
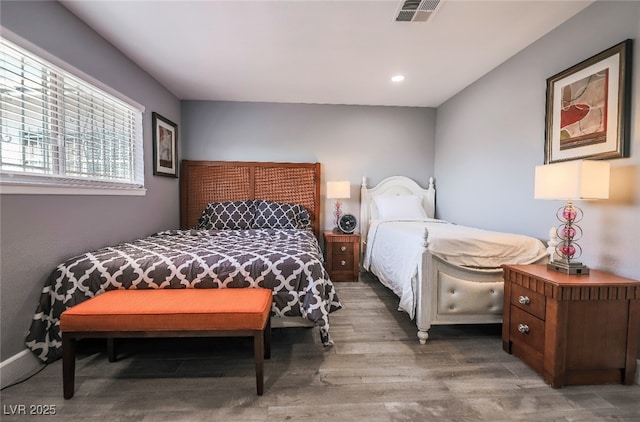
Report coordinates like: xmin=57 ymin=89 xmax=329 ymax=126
xmin=636 ymin=359 xmax=640 ymax=385
xmin=0 ymin=349 xmax=43 ymax=389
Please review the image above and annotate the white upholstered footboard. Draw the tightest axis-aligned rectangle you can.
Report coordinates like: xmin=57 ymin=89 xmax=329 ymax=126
xmin=415 ymin=252 xmax=506 ymax=344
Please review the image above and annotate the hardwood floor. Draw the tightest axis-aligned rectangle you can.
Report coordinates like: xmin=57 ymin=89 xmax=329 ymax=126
xmin=2 ymin=272 xmax=639 ymax=421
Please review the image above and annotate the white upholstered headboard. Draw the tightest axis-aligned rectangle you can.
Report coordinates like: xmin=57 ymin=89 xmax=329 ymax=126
xmin=360 ymin=175 xmax=435 ymax=250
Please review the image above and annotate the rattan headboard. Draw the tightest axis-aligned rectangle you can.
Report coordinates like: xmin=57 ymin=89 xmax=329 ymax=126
xmin=180 ymin=160 xmax=322 ymax=237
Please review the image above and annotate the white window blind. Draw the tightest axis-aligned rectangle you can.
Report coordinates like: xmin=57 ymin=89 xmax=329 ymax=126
xmin=0 ymin=36 xmax=144 ymax=194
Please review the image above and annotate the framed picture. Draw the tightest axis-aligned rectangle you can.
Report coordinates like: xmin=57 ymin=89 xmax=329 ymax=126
xmin=544 ymin=39 xmax=632 ymax=164
xmin=152 ymin=112 xmax=178 ymax=177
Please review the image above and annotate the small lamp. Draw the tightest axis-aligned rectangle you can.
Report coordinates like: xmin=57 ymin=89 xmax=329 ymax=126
xmin=326 ymin=181 xmax=351 ymax=230
xmin=534 ymin=160 xmax=610 ymax=275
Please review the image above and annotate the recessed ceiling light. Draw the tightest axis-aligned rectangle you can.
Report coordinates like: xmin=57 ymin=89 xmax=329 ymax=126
xmin=391 ymin=75 xmax=405 ymax=82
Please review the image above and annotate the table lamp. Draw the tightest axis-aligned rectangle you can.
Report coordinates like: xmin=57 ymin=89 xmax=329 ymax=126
xmin=326 ymin=181 xmax=351 ymax=230
xmin=534 ymin=160 xmax=610 ymax=275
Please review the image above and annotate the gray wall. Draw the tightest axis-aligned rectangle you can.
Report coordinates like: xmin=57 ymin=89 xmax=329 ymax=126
xmin=0 ymin=1 xmax=181 ymax=361
xmin=181 ymin=101 xmax=436 ymax=229
xmin=435 ymin=0 xmax=640 ymax=281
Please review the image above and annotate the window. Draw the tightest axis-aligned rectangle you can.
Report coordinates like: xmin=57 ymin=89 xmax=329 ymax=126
xmin=0 ymin=36 xmax=145 ymax=195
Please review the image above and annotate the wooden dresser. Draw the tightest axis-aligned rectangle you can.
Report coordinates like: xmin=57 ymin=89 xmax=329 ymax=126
xmin=502 ymin=264 xmax=640 ymax=387
xmin=323 ymin=231 xmax=360 ymax=282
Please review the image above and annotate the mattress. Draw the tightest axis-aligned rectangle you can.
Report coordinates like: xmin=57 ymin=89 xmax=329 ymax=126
xmin=363 ymin=218 xmax=547 ymax=317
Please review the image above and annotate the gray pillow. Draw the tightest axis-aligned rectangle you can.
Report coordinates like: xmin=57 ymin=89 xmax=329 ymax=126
xmin=197 ymin=200 xmax=255 ymax=230
xmin=252 ymin=200 xmax=310 ymax=230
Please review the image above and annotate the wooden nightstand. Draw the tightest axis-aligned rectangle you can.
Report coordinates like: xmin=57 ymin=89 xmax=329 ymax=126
xmin=502 ymin=264 xmax=640 ymax=388
xmin=323 ymin=231 xmax=360 ymax=282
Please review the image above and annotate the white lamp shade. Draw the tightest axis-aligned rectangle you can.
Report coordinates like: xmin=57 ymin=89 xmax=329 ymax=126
xmin=534 ymin=160 xmax=610 ymax=200
xmin=326 ymin=181 xmax=351 ymax=199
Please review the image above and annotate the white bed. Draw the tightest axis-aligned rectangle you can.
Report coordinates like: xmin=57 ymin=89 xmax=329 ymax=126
xmin=360 ymin=176 xmax=548 ymax=344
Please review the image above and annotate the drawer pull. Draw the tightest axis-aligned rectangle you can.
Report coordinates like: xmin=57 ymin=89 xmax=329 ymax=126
xmin=340 ymin=246 xmax=347 ymax=252
xmin=517 ymin=324 xmax=529 ymax=334
xmin=340 ymin=260 xmax=346 ymax=266
xmin=518 ymin=296 xmax=531 ymax=305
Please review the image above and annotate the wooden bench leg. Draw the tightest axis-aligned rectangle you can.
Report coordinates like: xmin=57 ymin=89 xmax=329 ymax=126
xmin=264 ymin=317 xmax=271 ymax=360
xmin=254 ymin=330 xmax=264 ymax=396
xmin=62 ymin=336 xmax=76 ymax=399
xmin=107 ymin=338 xmax=117 ymax=362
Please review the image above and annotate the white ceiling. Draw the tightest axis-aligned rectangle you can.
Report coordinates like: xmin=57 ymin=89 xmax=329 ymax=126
xmin=60 ymin=0 xmax=593 ymax=107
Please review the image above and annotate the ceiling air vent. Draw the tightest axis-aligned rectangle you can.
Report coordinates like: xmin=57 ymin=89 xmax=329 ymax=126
xmin=395 ymin=0 xmax=443 ymax=22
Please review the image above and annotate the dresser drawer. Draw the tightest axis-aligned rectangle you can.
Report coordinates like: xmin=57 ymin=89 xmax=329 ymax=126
xmin=511 ymin=284 xmax=545 ymax=320
xmin=332 ymin=242 xmax=353 ymax=255
xmin=331 ymin=255 xmax=354 ymax=272
xmin=509 ymin=305 xmax=545 ymax=354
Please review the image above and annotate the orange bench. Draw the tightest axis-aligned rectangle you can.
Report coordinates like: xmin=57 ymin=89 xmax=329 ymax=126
xmin=60 ymin=288 xmax=272 ymax=398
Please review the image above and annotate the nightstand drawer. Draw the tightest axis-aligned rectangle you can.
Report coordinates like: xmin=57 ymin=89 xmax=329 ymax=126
xmin=332 ymin=242 xmax=353 ymax=255
xmin=511 ymin=284 xmax=545 ymax=320
xmin=509 ymin=305 xmax=545 ymax=353
xmin=331 ymin=255 xmax=354 ymax=271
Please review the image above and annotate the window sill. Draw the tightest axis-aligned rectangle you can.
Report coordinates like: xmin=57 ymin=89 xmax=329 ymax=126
xmin=0 ymin=182 xmax=146 ymax=196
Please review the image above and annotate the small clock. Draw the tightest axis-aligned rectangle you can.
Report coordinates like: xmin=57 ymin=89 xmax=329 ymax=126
xmin=338 ymin=213 xmax=357 ymax=234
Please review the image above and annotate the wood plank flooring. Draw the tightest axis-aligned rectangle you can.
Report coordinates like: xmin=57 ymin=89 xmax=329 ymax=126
xmin=2 ymin=272 xmax=639 ymax=421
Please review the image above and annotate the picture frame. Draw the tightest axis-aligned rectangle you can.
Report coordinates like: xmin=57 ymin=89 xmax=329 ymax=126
xmin=152 ymin=112 xmax=178 ymax=177
xmin=544 ymin=39 xmax=632 ymax=164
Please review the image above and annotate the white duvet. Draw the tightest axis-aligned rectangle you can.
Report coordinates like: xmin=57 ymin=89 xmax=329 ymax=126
xmin=363 ymin=218 xmax=547 ymax=318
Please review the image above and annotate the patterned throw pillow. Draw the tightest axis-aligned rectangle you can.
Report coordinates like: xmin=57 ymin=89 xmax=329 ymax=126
xmin=295 ymin=206 xmax=311 ymax=230
xmin=252 ymin=200 xmax=310 ymax=230
xmin=197 ymin=200 xmax=255 ymax=230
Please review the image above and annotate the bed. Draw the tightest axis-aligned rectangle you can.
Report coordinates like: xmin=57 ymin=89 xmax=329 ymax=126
xmin=25 ymin=160 xmax=342 ymax=363
xmin=360 ymin=175 xmax=548 ymax=344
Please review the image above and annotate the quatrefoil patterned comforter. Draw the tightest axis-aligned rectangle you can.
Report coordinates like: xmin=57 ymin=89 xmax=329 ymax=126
xmin=25 ymin=228 xmax=342 ymax=363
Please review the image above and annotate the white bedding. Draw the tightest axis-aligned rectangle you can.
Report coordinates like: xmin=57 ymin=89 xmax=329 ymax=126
xmin=363 ymin=218 xmax=547 ymax=318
